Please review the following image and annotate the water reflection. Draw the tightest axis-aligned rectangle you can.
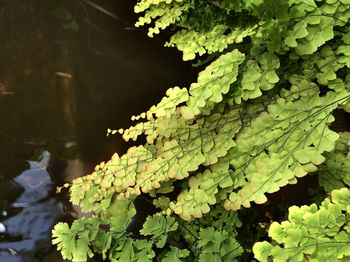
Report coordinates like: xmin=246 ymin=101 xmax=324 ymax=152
xmin=0 ymin=151 xmax=62 ymax=262
xmin=0 ymin=0 xmax=198 ymax=260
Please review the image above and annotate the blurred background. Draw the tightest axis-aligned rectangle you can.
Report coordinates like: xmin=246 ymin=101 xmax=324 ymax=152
xmin=0 ymin=0 xmax=199 ymax=260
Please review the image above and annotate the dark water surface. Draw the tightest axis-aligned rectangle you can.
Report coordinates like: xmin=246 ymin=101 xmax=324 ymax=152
xmin=0 ymin=0 xmax=198 ymax=261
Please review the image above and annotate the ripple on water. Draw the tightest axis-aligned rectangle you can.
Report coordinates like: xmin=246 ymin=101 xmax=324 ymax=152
xmin=0 ymin=151 xmax=62 ymax=262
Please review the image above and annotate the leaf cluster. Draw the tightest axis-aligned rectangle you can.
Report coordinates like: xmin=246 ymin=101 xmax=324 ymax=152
xmin=253 ymin=187 xmax=350 ymax=261
xmin=52 ymin=0 xmax=350 ymax=261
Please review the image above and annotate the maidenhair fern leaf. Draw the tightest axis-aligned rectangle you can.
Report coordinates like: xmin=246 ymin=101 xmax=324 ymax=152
xmin=134 ymin=0 xmax=187 ymax=13
xmin=224 ymin=79 xmax=348 ymax=210
xmin=318 ymin=132 xmax=350 ymax=191
xmin=197 ymin=227 xmax=243 ymax=262
xmin=92 ymin=231 xmax=112 ymax=260
xmin=182 ymin=49 xmax=245 ymax=119
xmin=238 ymin=52 xmax=280 ymax=103
xmin=99 ymin=198 xmax=136 ymax=232
xmin=135 ymin=2 xmax=190 ymax=37
xmin=140 ymin=215 xmax=178 ymax=248
xmin=165 ymin=24 xmax=258 ymax=61
xmin=253 ymin=187 xmax=350 ymax=261
xmin=109 ymin=238 xmax=155 ymax=262
xmin=52 ymin=222 xmax=76 ymax=261
xmin=53 ymin=1 xmax=350 ymax=261
xmin=52 ymin=217 xmax=100 ymax=262
xmin=162 ymin=246 xmax=190 ymax=262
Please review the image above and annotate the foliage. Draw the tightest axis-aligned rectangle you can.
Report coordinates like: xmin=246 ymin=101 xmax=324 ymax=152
xmin=253 ymin=187 xmax=350 ymax=261
xmin=52 ymin=217 xmax=101 ymax=261
xmin=162 ymin=247 xmax=190 ymax=262
xmin=318 ymin=132 xmax=350 ymax=191
xmin=197 ymin=227 xmax=243 ymax=262
xmin=53 ymin=0 xmax=350 ymax=261
xmin=139 ymin=215 xmax=178 ymax=248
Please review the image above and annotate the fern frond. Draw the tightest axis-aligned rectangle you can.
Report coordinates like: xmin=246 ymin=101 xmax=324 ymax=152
xmin=253 ymin=187 xmax=350 ymax=262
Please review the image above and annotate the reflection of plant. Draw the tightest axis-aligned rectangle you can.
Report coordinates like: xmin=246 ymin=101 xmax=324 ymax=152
xmin=52 ymin=7 xmax=79 ymax=31
xmin=52 ymin=0 xmax=350 ymax=261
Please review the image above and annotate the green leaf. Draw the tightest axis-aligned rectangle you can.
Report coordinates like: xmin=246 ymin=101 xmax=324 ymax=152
xmin=198 ymin=227 xmax=242 ymax=261
xmin=92 ymin=231 xmax=112 ymax=259
xmin=285 ymin=36 xmax=297 ymax=47
xmin=52 ymin=222 xmax=75 ymax=260
xmin=254 ymin=188 xmax=350 ymax=261
xmin=140 ymin=215 xmax=178 ymax=248
xmin=53 ymin=1 xmax=350 ymax=261
xmin=265 ymin=71 xmax=279 ymax=83
xmin=268 ymin=222 xmax=286 ymax=243
xmin=270 ymin=246 xmax=288 ymax=262
xmin=74 ymin=237 xmax=94 ymax=262
xmin=195 ymin=189 xmax=209 ymax=204
xmin=52 ymin=218 xmax=100 ymax=262
xmin=100 ymin=198 xmax=136 ymax=232
xmin=342 ymin=32 xmax=350 ymax=44
xmin=253 ymin=241 xmax=273 ymax=262
xmin=162 ymin=247 xmax=190 ymax=262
